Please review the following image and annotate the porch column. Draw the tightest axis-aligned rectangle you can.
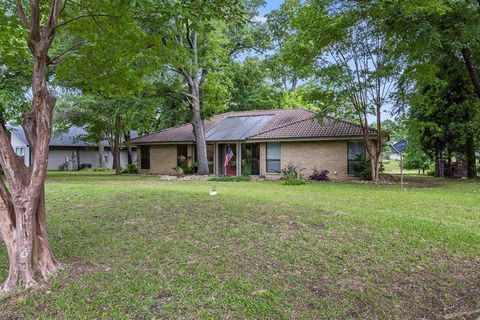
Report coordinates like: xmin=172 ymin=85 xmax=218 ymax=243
xmin=236 ymin=142 xmax=241 ymax=176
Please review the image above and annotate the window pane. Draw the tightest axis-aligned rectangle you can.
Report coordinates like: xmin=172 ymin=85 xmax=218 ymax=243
xmin=348 ymin=141 xmax=365 ymax=160
xmin=140 ymin=146 xmax=150 ymax=170
xmin=267 ymin=160 xmax=281 ymax=173
xmin=266 ymin=142 xmax=280 ymax=160
xmin=348 ymin=160 xmax=362 ymax=174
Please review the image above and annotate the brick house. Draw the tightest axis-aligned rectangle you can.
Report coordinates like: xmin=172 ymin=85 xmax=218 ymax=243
xmin=130 ymin=109 xmax=375 ymax=180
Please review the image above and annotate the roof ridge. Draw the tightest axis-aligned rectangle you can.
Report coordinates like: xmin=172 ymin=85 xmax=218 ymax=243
xmin=129 ymin=122 xmax=193 ymax=142
xmin=248 ymin=114 xmax=317 ymax=139
xmin=324 ymin=115 xmax=377 ymax=132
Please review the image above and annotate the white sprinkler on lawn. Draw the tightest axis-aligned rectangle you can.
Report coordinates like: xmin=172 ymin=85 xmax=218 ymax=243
xmin=209 ymin=185 xmax=217 ymax=196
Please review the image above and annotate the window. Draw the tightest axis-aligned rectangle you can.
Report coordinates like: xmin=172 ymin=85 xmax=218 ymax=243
xmin=241 ymin=143 xmax=260 ymax=176
xmin=348 ymin=141 xmax=365 ymax=174
xmin=140 ymin=146 xmax=150 ymax=170
xmin=15 ymin=147 xmax=25 ymax=158
xmin=177 ymin=145 xmax=188 ymax=167
xmin=266 ymin=142 xmax=281 ymax=173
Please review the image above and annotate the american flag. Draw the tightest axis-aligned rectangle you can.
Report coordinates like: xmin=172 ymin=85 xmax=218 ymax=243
xmin=224 ymin=146 xmax=234 ymax=168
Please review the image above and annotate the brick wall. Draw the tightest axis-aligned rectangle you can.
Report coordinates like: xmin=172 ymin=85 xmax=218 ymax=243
xmin=259 ymin=140 xmax=349 ymax=180
xmin=282 ymin=141 xmax=348 ymax=180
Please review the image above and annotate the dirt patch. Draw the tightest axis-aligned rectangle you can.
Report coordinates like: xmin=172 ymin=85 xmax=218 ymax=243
xmin=68 ymin=261 xmax=110 ymax=281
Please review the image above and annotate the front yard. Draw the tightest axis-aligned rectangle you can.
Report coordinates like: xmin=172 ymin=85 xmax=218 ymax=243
xmin=1 ymin=173 xmax=479 ymax=319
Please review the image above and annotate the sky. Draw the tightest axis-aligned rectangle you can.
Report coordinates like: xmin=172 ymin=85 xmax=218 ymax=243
xmin=258 ymin=0 xmax=283 ymax=16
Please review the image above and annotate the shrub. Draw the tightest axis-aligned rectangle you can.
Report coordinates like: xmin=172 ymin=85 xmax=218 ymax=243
xmin=283 ymin=178 xmax=305 ymax=185
xmin=208 ymin=176 xmax=251 ymax=182
xmin=180 ymin=163 xmax=198 ymax=174
xmin=122 ymin=163 xmax=137 ymax=174
xmin=281 ymin=162 xmax=304 ymax=180
xmin=351 ymin=155 xmax=384 ymax=180
xmin=309 ymin=167 xmax=329 ymax=181
xmin=281 ymin=162 xmax=306 ymax=185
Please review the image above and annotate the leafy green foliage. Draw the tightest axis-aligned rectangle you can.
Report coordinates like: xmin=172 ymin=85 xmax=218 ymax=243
xmin=352 ymin=156 xmax=385 ymax=181
xmin=281 ymin=162 xmax=305 ymax=185
xmin=122 ymin=163 xmax=138 ymax=174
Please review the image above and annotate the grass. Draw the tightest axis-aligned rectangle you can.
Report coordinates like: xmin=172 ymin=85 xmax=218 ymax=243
xmin=0 ymin=172 xmax=479 ymax=319
xmin=382 ymin=159 xmax=426 ymax=175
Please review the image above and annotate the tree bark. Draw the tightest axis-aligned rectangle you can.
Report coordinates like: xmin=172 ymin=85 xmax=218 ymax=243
xmin=124 ymin=132 xmax=133 ymax=165
xmin=114 ymin=115 xmax=121 ymax=175
xmin=189 ymin=80 xmax=209 ymax=175
xmin=466 ymin=134 xmax=477 ymax=179
xmin=98 ymin=142 xmax=106 ymax=168
xmin=461 ymin=47 xmax=480 ymax=99
xmin=0 ymin=0 xmax=62 ymax=292
xmin=178 ymin=27 xmax=209 ymax=175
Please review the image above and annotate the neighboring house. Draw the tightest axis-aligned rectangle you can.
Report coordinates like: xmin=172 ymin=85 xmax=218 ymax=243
xmin=131 ymin=108 xmax=377 ymax=180
xmin=8 ymin=126 xmax=137 ymax=171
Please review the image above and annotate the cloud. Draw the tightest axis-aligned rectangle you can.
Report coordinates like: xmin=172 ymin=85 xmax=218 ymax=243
xmin=252 ymin=15 xmax=267 ymax=24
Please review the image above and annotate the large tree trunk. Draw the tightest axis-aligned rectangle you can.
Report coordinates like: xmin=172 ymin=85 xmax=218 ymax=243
xmin=190 ymin=81 xmax=209 ymax=175
xmin=98 ymin=142 xmax=106 ymax=168
xmin=466 ymin=134 xmax=477 ymax=179
xmin=179 ymin=28 xmax=209 ymax=175
xmin=461 ymin=47 xmax=480 ymax=99
xmin=0 ymin=1 xmax=62 ymax=292
xmin=124 ymin=132 xmax=133 ymax=165
xmin=113 ymin=115 xmax=122 ymax=175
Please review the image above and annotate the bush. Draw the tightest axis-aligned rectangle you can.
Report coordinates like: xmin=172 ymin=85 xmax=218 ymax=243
xmin=351 ymin=155 xmax=384 ymax=180
xmin=281 ymin=162 xmax=304 ymax=180
xmin=283 ymin=178 xmax=305 ymax=185
xmin=309 ymin=167 xmax=329 ymax=181
xmin=208 ymin=176 xmax=251 ymax=182
xmin=122 ymin=163 xmax=137 ymax=174
xmin=281 ymin=162 xmax=306 ymax=185
xmin=180 ymin=163 xmax=198 ymax=174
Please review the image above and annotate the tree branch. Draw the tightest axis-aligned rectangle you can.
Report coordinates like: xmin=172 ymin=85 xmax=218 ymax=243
xmin=15 ymin=1 xmax=29 ymax=30
xmin=55 ymin=14 xmax=117 ymax=30
xmin=49 ymin=40 xmax=86 ymax=65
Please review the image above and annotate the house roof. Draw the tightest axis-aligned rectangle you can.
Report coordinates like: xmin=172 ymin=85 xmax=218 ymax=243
xmin=131 ymin=108 xmax=371 ymax=144
xmin=7 ymin=125 xmax=138 ymax=148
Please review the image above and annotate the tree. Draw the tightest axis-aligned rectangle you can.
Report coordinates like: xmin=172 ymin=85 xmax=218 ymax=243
xmin=283 ymin=0 xmax=398 ymax=182
xmin=386 ymin=0 xmax=480 ymax=178
xmin=227 ymin=58 xmax=281 ymax=111
xmin=132 ymin=0 xmax=251 ymax=175
xmin=53 ymin=11 xmax=151 ymax=174
xmin=0 ymin=0 xmax=123 ymax=291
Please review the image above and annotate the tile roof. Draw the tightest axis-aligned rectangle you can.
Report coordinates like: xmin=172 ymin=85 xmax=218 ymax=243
xmin=131 ymin=108 xmax=370 ymax=144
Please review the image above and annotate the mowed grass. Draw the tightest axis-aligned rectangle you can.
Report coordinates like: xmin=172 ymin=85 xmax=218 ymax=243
xmin=0 ymin=173 xmax=479 ymax=319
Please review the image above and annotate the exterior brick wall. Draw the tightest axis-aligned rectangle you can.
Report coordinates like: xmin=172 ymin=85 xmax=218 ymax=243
xmin=138 ymin=144 xmax=195 ymax=175
xmin=259 ymin=140 xmax=350 ymax=180
xmin=149 ymin=145 xmax=177 ymax=174
xmin=281 ymin=141 xmax=349 ymax=180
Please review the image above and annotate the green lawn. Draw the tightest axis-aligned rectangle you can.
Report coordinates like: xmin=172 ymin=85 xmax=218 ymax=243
xmin=1 ymin=173 xmax=479 ymax=319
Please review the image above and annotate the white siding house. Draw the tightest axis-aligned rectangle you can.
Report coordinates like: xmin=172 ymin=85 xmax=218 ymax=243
xmin=7 ymin=126 xmax=136 ymax=171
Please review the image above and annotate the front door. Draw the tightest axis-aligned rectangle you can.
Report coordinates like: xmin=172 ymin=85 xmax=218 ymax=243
xmin=218 ymin=143 xmax=237 ymax=176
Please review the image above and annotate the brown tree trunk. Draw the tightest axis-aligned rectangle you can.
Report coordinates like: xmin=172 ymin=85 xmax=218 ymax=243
xmin=179 ymin=28 xmax=209 ymax=175
xmin=461 ymin=47 xmax=480 ymax=99
xmin=98 ymin=142 xmax=106 ymax=168
xmin=190 ymin=81 xmax=209 ymax=175
xmin=0 ymin=1 xmax=62 ymax=292
xmin=124 ymin=132 xmax=133 ymax=165
xmin=466 ymin=134 xmax=477 ymax=179
xmin=114 ymin=115 xmax=121 ymax=175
